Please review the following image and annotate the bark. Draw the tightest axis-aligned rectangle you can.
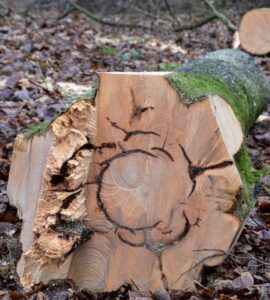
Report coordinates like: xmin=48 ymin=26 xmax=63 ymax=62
xmin=7 ymin=50 xmax=270 ymax=292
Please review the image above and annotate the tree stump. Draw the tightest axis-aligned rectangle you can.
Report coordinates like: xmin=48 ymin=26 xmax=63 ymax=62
xmin=239 ymin=8 xmax=270 ymax=55
xmin=7 ymin=50 xmax=270 ymax=292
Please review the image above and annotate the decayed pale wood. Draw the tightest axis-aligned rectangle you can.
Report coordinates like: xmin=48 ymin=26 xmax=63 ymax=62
xmin=239 ymin=8 xmax=270 ymax=55
xmin=8 ymin=72 xmax=245 ymax=292
xmin=8 ymin=100 xmax=97 ymax=287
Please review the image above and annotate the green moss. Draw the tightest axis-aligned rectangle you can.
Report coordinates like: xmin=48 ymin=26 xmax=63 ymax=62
xmin=166 ymin=49 xmax=270 ymax=220
xmin=166 ymin=72 xmax=251 ymax=133
xmin=23 ymin=121 xmax=51 ymax=138
xmin=22 ymin=85 xmax=98 ymax=138
xmin=166 ymin=50 xmax=270 ymax=134
xmin=234 ymin=145 xmax=256 ymax=220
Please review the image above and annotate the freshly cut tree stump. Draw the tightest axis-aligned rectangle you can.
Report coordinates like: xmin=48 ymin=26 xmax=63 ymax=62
xmin=239 ymin=8 xmax=270 ymax=55
xmin=7 ymin=50 xmax=270 ymax=292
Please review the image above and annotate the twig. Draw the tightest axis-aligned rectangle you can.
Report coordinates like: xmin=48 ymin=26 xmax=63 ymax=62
xmin=58 ymin=7 xmax=76 ymax=20
xmin=173 ymin=247 xmax=270 ymax=286
xmin=195 ymin=248 xmax=270 ymax=266
xmin=67 ymin=0 xmax=151 ymax=30
xmin=163 ymin=0 xmax=181 ymax=25
xmin=127 ymin=0 xmax=157 ymax=20
xmin=174 ymin=13 xmax=216 ymax=32
xmin=173 ymin=253 xmax=225 ymax=286
xmin=203 ymin=0 xmax=237 ymax=32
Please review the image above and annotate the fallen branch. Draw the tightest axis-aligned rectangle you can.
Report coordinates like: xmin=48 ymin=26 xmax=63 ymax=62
xmin=58 ymin=7 xmax=76 ymax=20
xmin=163 ymin=0 xmax=181 ymax=25
xmin=203 ymin=0 xmax=237 ymax=32
xmin=174 ymin=13 xmax=216 ymax=32
xmin=67 ymin=0 xmax=151 ymax=30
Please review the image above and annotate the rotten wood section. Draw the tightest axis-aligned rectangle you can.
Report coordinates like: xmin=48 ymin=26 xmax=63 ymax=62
xmin=8 ymin=72 xmax=244 ymax=292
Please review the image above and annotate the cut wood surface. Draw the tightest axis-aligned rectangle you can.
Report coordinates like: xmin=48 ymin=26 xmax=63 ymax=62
xmin=7 ymin=50 xmax=270 ymax=292
xmin=239 ymin=8 xmax=270 ymax=55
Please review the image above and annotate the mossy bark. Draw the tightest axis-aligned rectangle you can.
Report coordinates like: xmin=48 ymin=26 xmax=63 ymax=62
xmin=166 ymin=49 xmax=270 ymax=219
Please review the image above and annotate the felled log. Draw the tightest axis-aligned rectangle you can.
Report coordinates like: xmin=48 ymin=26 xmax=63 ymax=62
xmin=239 ymin=8 xmax=270 ymax=55
xmin=7 ymin=49 xmax=270 ymax=292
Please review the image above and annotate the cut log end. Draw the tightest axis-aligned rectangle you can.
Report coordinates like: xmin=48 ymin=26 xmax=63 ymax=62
xmin=239 ymin=8 xmax=270 ymax=55
xmin=8 ymin=72 xmax=246 ymax=292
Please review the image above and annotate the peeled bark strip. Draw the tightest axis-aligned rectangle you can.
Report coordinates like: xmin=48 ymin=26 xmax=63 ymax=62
xmin=7 ymin=50 xmax=270 ymax=292
xmin=239 ymin=8 xmax=270 ymax=55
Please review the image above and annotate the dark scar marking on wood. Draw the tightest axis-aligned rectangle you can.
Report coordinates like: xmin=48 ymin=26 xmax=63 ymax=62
xmin=158 ymin=255 xmax=169 ymax=290
xmin=118 ymin=233 xmax=145 ymax=247
xmin=100 ymin=149 xmax=156 ymax=166
xmin=193 ymin=217 xmax=202 ymax=228
xmin=188 ymin=180 xmax=196 ymax=198
xmin=129 ymin=88 xmax=154 ymax=124
xmin=189 ymin=160 xmax=233 ymax=179
xmin=130 ymin=279 xmax=139 ymax=291
xmin=118 ymin=212 xmax=190 ymax=254
xmin=152 ymin=147 xmax=174 ymax=161
xmin=106 ymin=117 xmax=160 ymax=141
xmin=117 ymin=142 xmax=126 ymax=153
xmin=144 ymin=211 xmax=191 ymax=255
xmin=162 ymin=230 xmax=173 ymax=235
xmin=124 ymin=130 xmax=159 ymax=142
xmin=94 ymin=142 xmax=116 ymax=154
xmin=179 ymin=144 xmax=233 ymax=197
xmin=96 ymin=149 xmax=161 ymax=232
xmin=162 ymin=211 xmax=190 ymax=249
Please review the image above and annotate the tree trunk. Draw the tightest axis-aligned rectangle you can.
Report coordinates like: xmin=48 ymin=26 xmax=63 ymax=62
xmin=7 ymin=50 xmax=270 ymax=292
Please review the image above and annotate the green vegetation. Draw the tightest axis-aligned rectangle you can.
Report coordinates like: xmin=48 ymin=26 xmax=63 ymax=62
xmin=158 ymin=63 xmax=182 ymax=71
xmin=23 ymin=121 xmax=51 ymax=138
xmin=100 ymin=46 xmax=117 ymax=56
xmin=145 ymin=62 xmax=181 ymax=71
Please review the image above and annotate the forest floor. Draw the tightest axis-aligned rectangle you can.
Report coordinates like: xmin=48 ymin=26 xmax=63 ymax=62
xmin=0 ymin=1 xmax=270 ymax=299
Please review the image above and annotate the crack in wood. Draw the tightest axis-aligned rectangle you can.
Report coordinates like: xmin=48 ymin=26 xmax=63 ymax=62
xmin=130 ymin=88 xmax=154 ymax=124
xmin=61 ymin=190 xmax=81 ymax=209
xmin=118 ymin=232 xmax=145 ymax=247
xmin=151 ymin=147 xmax=174 ymax=161
xmin=99 ymin=149 xmax=156 ymax=166
xmin=179 ymin=144 xmax=233 ymax=198
xmin=193 ymin=217 xmax=202 ymax=228
xmin=158 ymin=255 xmax=169 ymax=290
xmin=94 ymin=142 xmax=116 ymax=154
xmin=106 ymin=117 xmax=160 ymax=141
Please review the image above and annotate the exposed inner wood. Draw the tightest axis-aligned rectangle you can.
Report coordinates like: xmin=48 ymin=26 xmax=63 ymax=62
xmin=67 ymin=73 xmax=243 ymax=291
xmin=8 ymin=73 xmax=244 ymax=292
xmin=239 ymin=8 xmax=270 ymax=55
